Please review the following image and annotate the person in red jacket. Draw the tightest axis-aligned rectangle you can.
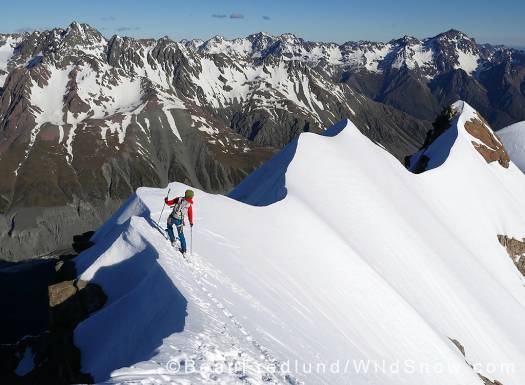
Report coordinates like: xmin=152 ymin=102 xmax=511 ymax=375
xmin=165 ymin=189 xmax=194 ymax=254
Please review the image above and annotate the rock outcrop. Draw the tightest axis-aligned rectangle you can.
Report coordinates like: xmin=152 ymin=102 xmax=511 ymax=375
xmin=450 ymin=338 xmax=506 ymax=385
xmin=497 ymin=234 xmax=525 ymax=277
xmin=465 ymin=114 xmax=510 ymax=168
xmin=0 ymin=240 xmax=106 ymax=384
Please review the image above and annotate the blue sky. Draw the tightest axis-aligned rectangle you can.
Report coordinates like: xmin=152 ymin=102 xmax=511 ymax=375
xmin=2 ymin=0 xmax=524 ymax=47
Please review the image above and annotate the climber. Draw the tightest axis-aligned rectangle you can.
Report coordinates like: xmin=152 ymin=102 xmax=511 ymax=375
xmin=164 ymin=189 xmax=194 ymax=254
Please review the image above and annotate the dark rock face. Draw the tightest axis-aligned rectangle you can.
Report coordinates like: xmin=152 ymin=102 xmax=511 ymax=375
xmin=0 ymin=241 xmax=106 ymax=384
xmin=0 ymin=259 xmax=56 ymax=344
xmin=406 ymin=106 xmax=456 ymax=173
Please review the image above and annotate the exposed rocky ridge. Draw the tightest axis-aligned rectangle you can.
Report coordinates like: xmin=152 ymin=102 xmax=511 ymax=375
xmin=497 ymin=234 xmax=525 ymax=277
xmin=0 ymin=22 xmax=432 ymax=259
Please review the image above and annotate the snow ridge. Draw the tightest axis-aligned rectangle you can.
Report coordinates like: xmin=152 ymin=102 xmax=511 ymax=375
xmin=74 ymin=105 xmax=525 ymax=385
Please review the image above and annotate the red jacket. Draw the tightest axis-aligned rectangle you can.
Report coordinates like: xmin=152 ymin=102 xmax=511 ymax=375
xmin=164 ymin=197 xmax=193 ymax=225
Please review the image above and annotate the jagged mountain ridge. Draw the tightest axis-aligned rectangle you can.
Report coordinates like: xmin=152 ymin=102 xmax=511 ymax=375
xmin=0 ymin=22 xmax=433 ymax=259
xmin=182 ymin=28 xmax=525 ymax=127
xmin=189 ymin=29 xmax=493 ymax=76
xmin=1 ymin=22 xmax=524 ymax=259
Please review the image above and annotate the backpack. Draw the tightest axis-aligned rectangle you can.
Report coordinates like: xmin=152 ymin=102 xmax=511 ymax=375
xmin=170 ymin=197 xmax=191 ymax=221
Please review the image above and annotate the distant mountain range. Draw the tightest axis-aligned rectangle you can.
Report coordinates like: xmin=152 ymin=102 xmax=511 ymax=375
xmin=1 ymin=22 xmax=524 ymax=259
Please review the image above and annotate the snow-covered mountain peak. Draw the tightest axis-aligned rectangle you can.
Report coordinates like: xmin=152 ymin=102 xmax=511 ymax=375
xmin=207 ymin=35 xmax=227 ymax=45
xmin=58 ymin=21 xmax=106 ymax=47
xmin=278 ymin=32 xmax=301 ymax=43
xmin=247 ymin=31 xmax=272 ymax=40
xmin=199 ymin=34 xmax=254 ymax=57
xmin=5 ymin=24 xmax=514 ymax=82
xmin=65 ymin=21 xmax=94 ymax=35
xmin=408 ymin=101 xmax=511 ymax=172
xmin=181 ymin=38 xmax=205 ymax=50
xmin=433 ymin=29 xmax=473 ymax=41
xmin=447 ymin=101 xmax=510 ymax=169
xmin=181 ymin=28 xmax=489 ymax=77
xmin=389 ymin=35 xmax=420 ymax=46
xmin=425 ymin=31 xmax=480 ymax=74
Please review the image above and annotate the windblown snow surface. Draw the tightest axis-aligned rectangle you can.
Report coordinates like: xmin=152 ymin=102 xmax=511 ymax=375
xmin=74 ymin=101 xmax=525 ymax=385
xmin=499 ymin=121 xmax=525 ymax=175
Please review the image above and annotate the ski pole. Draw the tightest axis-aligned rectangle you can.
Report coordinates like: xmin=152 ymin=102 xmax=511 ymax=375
xmin=157 ymin=188 xmax=171 ymax=226
xmin=190 ymin=226 xmax=193 ymax=255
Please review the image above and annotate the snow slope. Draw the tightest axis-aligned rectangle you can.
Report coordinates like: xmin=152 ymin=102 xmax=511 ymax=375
xmin=0 ymin=36 xmax=20 ymax=85
xmin=74 ymin=101 xmax=525 ymax=385
xmin=499 ymin=121 xmax=525 ymax=174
